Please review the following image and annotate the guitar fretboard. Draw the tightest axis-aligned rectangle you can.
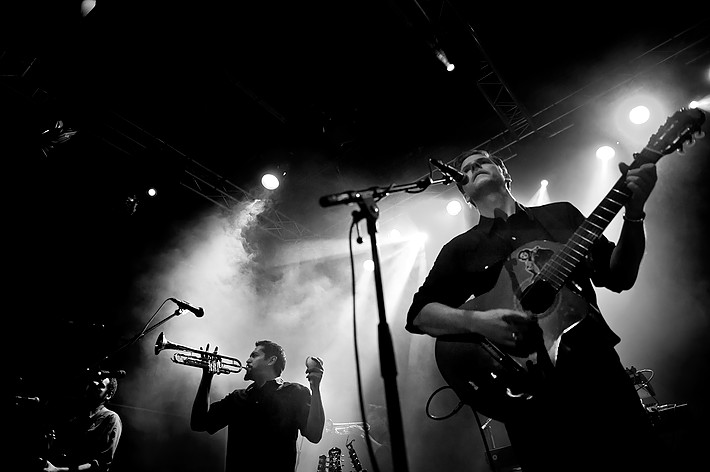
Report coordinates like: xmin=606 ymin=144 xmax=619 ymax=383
xmin=539 ymin=159 xmax=646 ymax=289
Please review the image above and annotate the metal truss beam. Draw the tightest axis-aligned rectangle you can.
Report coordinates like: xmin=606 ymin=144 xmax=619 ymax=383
xmin=94 ymin=112 xmax=321 ymax=242
xmin=363 ymin=19 xmax=709 ymax=235
xmin=178 ymin=157 xmax=319 ymax=241
xmin=406 ymin=1 xmax=537 ymax=140
xmin=0 ymin=56 xmax=320 ymax=242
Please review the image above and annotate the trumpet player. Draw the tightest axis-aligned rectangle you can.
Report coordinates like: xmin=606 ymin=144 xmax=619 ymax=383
xmin=190 ymin=340 xmax=325 ymax=472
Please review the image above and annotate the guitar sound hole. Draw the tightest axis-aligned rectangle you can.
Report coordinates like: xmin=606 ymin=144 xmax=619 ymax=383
xmin=520 ymin=279 xmax=556 ymax=314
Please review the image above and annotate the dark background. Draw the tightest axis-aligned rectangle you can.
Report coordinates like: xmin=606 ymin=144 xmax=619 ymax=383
xmin=4 ymin=2 xmax=709 ymax=471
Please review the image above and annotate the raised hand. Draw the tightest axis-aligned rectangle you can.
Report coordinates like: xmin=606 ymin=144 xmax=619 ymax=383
xmin=305 ymin=356 xmax=324 ymax=386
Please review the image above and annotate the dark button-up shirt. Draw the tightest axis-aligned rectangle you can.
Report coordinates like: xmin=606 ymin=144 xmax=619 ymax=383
xmin=202 ymin=378 xmax=312 ymax=472
xmin=406 ymin=201 xmax=620 ymax=347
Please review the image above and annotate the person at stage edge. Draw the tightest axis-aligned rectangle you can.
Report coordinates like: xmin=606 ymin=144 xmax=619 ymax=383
xmin=43 ymin=372 xmax=123 ymax=472
xmin=405 ymin=149 xmax=665 ymax=472
xmin=191 ymin=340 xmax=325 ymax=472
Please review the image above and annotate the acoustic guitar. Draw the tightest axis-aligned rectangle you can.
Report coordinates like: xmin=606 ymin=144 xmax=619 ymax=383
xmin=434 ymin=107 xmax=706 ymax=421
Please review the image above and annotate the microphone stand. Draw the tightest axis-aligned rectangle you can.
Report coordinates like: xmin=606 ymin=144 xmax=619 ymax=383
xmin=88 ymin=301 xmax=190 ymax=375
xmin=321 ymin=173 xmax=455 ymax=472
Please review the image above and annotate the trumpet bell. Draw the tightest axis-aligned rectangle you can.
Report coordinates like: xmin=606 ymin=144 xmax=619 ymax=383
xmin=155 ymin=332 xmax=167 ymax=355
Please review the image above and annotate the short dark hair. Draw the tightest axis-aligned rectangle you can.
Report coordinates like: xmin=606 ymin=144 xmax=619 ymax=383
xmin=255 ymin=340 xmax=286 ymax=375
xmin=451 ymin=148 xmax=512 ymax=197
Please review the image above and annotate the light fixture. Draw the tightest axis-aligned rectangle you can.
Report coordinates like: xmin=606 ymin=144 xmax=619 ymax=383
xmin=261 ymin=173 xmax=281 ymax=190
xmin=629 ymin=105 xmax=650 ymax=124
xmin=596 ymin=145 xmax=616 ymax=161
xmin=434 ymin=49 xmax=455 ymax=72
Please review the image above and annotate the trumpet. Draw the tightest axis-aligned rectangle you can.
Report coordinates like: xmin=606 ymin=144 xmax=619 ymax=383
xmin=154 ymin=332 xmax=244 ymax=374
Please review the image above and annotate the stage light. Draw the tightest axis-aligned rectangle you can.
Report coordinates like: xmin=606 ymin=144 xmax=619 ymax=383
xmin=147 ymin=188 xmax=157 ymax=197
xmin=261 ymin=173 xmax=280 ymax=190
xmin=446 ymin=200 xmax=462 ymax=215
xmin=596 ymin=145 xmax=616 ymax=161
xmin=363 ymin=259 xmax=375 ymax=272
xmin=629 ymin=105 xmax=650 ymax=124
xmin=125 ymin=195 xmax=138 ymax=215
xmin=540 ymin=179 xmax=548 ymax=188
xmin=388 ymin=229 xmax=401 ymax=241
xmin=434 ymin=49 xmax=455 ymax=72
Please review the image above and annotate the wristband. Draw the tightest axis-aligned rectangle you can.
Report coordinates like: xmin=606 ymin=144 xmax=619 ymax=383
xmin=623 ymin=212 xmax=645 ymax=223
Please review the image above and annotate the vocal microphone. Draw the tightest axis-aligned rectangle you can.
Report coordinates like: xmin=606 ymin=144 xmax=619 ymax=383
xmin=430 ymin=158 xmax=469 ymax=185
xmin=169 ymin=297 xmax=205 ymax=318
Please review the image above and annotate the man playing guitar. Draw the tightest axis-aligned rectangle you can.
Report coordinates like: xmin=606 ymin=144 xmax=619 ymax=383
xmin=405 ymin=147 xmax=663 ymax=472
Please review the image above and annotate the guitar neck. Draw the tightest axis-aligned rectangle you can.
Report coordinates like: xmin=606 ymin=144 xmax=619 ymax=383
xmin=538 ymin=106 xmax=706 ymax=290
xmin=540 ymin=162 xmax=639 ymax=290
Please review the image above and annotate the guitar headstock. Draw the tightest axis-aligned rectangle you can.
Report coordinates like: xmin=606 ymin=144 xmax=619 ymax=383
xmin=636 ymin=107 xmax=706 ymax=165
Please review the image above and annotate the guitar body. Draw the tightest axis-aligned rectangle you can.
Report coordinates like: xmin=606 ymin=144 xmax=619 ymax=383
xmin=435 ymin=240 xmax=592 ymax=421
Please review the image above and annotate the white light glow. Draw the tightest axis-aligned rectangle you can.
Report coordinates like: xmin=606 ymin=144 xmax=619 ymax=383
xmin=596 ymin=145 xmax=616 ymax=161
xmin=147 ymin=188 xmax=157 ymax=197
xmin=261 ymin=173 xmax=280 ymax=190
xmin=435 ymin=49 xmax=455 ymax=72
xmin=446 ymin=200 xmax=462 ymax=215
xmin=540 ymin=179 xmax=548 ymax=188
xmin=415 ymin=232 xmax=428 ymax=243
xmin=629 ymin=105 xmax=650 ymax=124
xmin=363 ymin=259 xmax=375 ymax=272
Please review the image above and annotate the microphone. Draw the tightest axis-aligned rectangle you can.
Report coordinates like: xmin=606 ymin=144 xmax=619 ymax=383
xmin=169 ymin=297 xmax=205 ymax=318
xmin=430 ymin=158 xmax=469 ymax=185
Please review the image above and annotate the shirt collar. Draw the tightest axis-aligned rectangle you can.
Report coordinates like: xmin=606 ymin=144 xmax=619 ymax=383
xmin=246 ymin=377 xmax=284 ymax=394
xmin=477 ymin=202 xmax=532 ymax=234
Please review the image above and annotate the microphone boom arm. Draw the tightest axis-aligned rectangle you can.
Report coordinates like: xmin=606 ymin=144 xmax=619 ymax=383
xmin=319 ymin=173 xmax=452 ymax=208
